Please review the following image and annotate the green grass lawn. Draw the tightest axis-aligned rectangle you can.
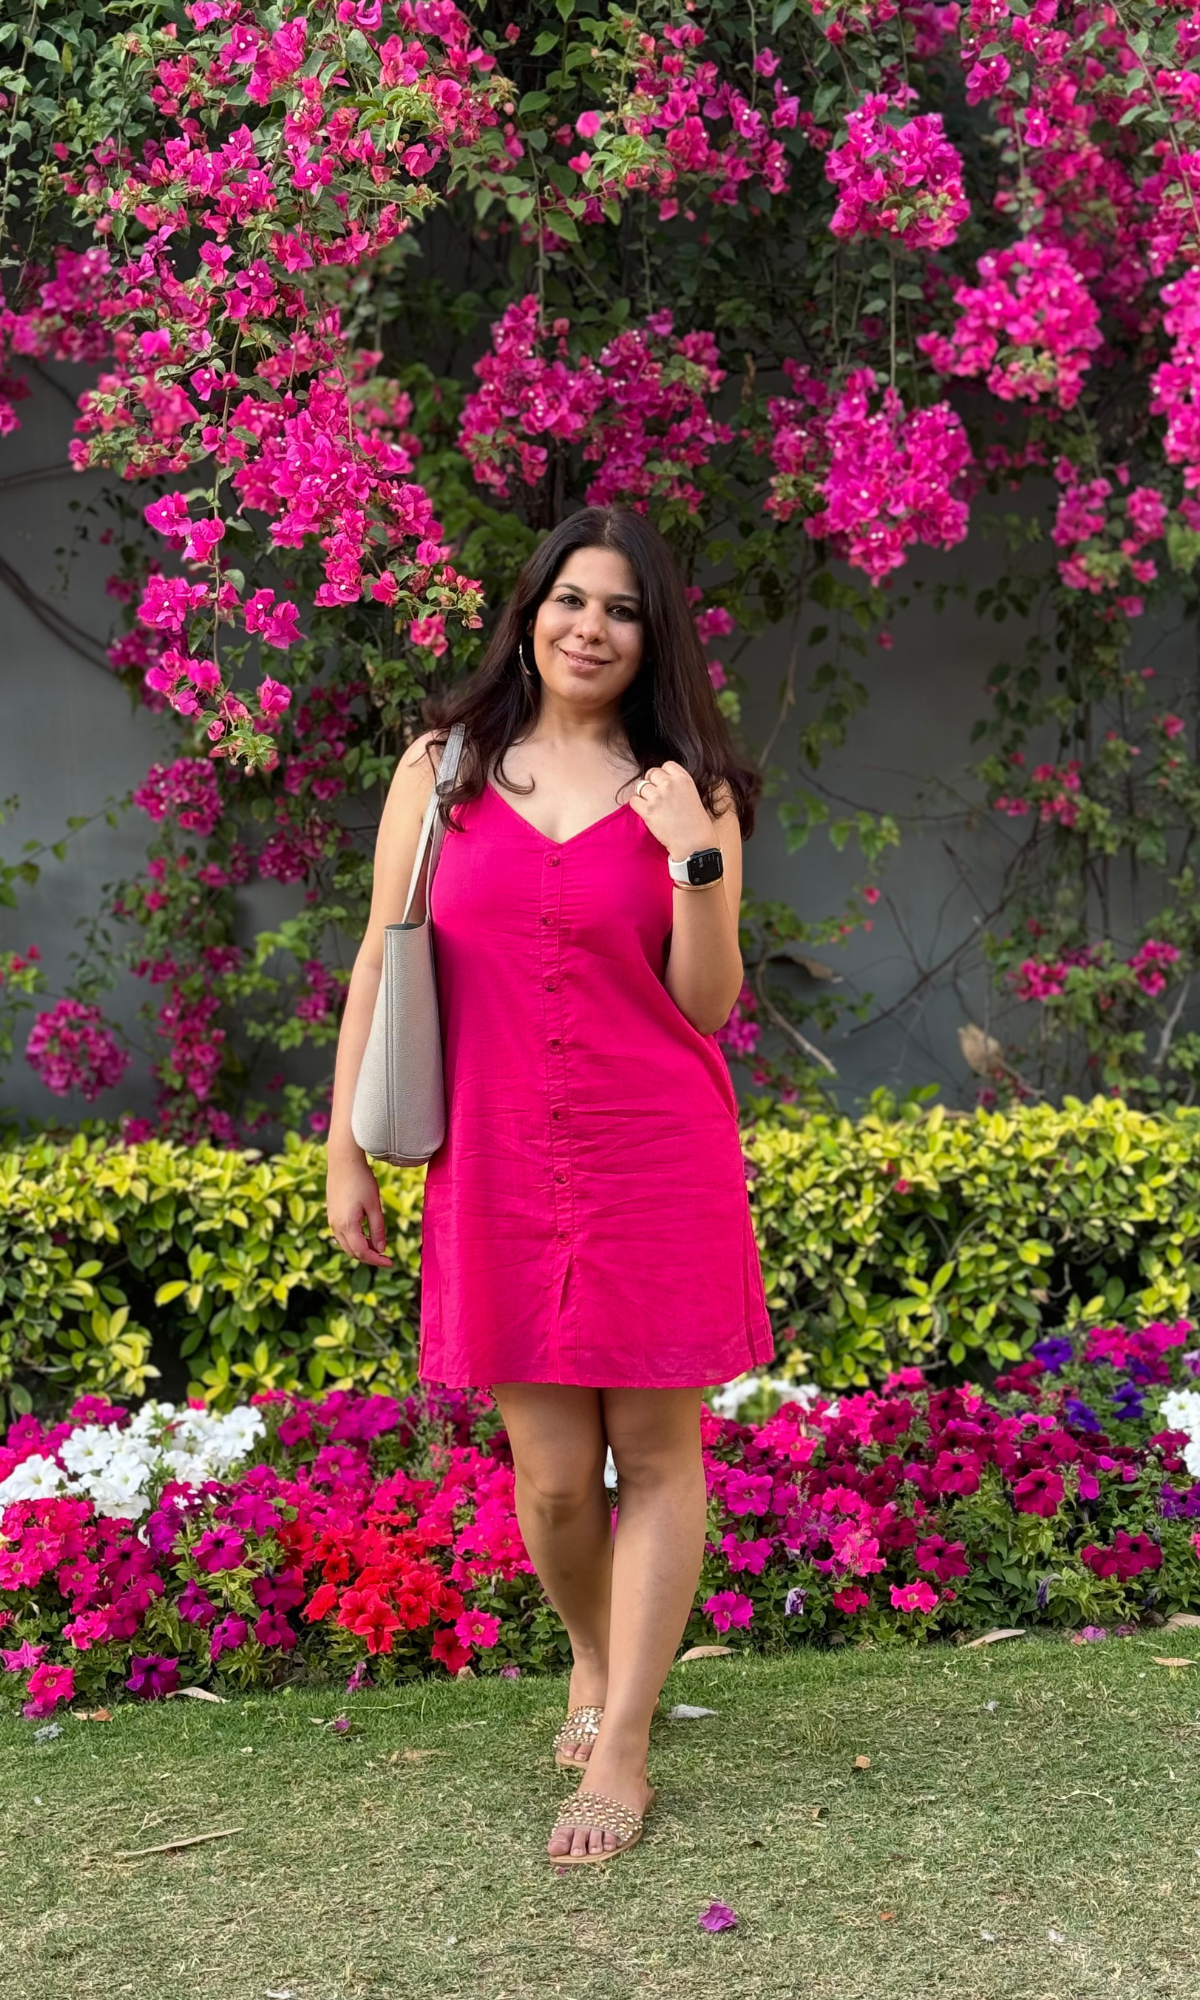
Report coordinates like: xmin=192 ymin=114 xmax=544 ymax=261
xmin=2 ymin=1635 xmax=1199 ymax=2000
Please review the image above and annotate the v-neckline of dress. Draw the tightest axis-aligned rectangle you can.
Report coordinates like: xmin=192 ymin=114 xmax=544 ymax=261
xmin=485 ymin=781 xmax=635 ymax=849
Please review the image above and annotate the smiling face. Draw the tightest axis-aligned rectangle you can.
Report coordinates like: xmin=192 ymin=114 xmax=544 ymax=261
xmin=529 ymin=545 xmax=645 ymax=706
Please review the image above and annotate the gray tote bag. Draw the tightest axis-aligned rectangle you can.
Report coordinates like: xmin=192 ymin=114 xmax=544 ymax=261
xmin=350 ymin=722 xmax=467 ymax=1165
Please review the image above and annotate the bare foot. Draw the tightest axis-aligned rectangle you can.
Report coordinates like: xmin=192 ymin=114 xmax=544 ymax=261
xmin=558 ymin=1661 xmax=607 ymax=1766
xmin=548 ymin=1736 xmax=652 ymax=1859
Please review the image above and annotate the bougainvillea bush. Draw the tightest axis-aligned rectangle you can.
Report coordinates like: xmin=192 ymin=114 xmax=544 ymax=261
xmin=2 ymin=1318 xmax=1200 ymax=1716
xmin=4 ymin=0 xmax=1200 ymax=1127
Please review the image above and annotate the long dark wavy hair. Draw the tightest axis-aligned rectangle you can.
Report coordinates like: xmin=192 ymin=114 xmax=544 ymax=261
xmin=419 ymin=506 xmax=762 ymax=839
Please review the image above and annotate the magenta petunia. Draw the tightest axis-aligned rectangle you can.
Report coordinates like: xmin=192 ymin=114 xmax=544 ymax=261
xmin=702 ymin=1590 xmax=754 ymax=1633
xmin=890 ymin=1580 xmax=939 ymax=1614
xmin=454 ymin=1608 xmax=502 ymax=1648
xmin=22 ymin=1661 xmax=75 ymax=1718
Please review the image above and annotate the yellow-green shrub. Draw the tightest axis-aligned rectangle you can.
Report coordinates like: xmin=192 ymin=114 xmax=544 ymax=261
xmin=749 ymin=1095 xmax=1200 ymax=1385
xmin=1 ymin=1132 xmax=425 ymax=1413
xmin=6 ymin=1097 xmax=1200 ymax=1413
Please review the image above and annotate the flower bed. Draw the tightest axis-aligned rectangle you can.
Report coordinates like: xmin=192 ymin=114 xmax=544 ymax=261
xmin=2 ymin=1321 xmax=1200 ymax=1718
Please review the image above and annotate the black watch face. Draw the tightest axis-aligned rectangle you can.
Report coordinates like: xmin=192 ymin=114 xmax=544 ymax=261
xmin=687 ymin=847 xmax=724 ymax=885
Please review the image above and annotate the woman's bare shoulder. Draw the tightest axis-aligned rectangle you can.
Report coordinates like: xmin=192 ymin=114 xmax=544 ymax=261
xmin=388 ymin=728 xmax=449 ymax=806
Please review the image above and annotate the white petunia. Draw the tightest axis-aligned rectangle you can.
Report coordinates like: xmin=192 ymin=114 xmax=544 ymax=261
xmin=87 ymin=1454 xmax=151 ymax=1517
xmin=60 ymin=1426 xmax=121 ymax=1478
xmin=710 ymin=1374 xmax=763 ymax=1418
xmin=0 ymin=1455 xmax=73 ymax=1505
xmin=1161 ymin=1389 xmax=1200 ymax=1444
xmin=710 ymin=1374 xmax=827 ymax=1419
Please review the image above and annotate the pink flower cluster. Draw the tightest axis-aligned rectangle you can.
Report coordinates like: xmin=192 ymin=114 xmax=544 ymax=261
xmin=1152 ymin=269 xmax=1200 ymax=504
xmin=624 ymin=24 xmax=798 ymax=216
xmin=132 ymin=758 xmax=224 ymax=838
xmin=825 ymin=92 xmax=969 ymax=251
xmin=0 ymin=0 xmax=495 ymax=759
xmin=716 ymin=981 xmax=761 ymax=1059
xmin=919 ymin=238 xmax=1102 ymax=409
xmin=763 ymin=366 xmax=971 ymax=586
xmin=1009 ymin=937 xmax=1181 ymax=1005
xmin=24 ymin=1000 xmax=130 ymax=1102
xmin=458 ymin=298 xmax=732 ymax=515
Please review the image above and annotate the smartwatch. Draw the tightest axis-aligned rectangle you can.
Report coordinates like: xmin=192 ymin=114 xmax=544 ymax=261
xmin=668 ymin=847 xmax=725 ymax=888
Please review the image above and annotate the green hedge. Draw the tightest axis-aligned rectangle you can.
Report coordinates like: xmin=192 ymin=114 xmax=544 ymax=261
xmin=5 ymin=1097 xmax=1200 ymax=1414
xmin=749 ymin=1096 xmax=1200 ymax=1384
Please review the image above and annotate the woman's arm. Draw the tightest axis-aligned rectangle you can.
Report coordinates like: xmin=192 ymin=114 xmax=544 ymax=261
xmin=325 ymin=729 xmax=441 ymax=1266
xmin=628 ymin=763 xmax=746 ymax=1037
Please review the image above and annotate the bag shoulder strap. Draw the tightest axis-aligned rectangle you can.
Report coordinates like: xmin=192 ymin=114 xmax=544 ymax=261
xmin=400 ymin=721 xmax=466 ymax=924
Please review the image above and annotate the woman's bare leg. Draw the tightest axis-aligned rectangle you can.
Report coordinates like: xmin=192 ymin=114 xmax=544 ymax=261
xmin=491 ymin=1383 xmax=613 ymax=1760
xmin=549 ymin=1387 xmax=706 ymax=1859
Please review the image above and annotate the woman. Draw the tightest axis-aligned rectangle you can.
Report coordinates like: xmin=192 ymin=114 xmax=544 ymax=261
xmin=326 ymin=506 xmax=775 ymax=1865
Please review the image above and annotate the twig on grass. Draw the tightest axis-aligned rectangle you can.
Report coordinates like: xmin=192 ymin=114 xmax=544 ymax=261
xmin=114 ymin=1826 xmax=244 ymax=1860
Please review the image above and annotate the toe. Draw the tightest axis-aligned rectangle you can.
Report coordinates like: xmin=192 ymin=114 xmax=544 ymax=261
xmin=547 ymin=1826 xmax=570 ymax=1856
xmin=571 ymin=1825 xmax=591 ymax=1857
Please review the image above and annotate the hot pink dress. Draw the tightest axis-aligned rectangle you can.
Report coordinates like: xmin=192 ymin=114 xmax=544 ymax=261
xmin=416 ymin=781 xmax=776 ymax=1390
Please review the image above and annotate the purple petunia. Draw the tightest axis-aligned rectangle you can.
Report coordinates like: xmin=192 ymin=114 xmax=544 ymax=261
xmin=125 ymin=1654 xmax=180 ymax=1699
xmin=1064 ymin=1396 xmax=1103 ymax=1435
xmin=177 ymin=1579 xmax=216 ymax=1625
xmin=1032 ymin=1336 xmax=1074 ymax=1374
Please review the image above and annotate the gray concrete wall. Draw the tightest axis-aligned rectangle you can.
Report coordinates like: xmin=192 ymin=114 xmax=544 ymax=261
xmin=1 ymin=367 xmax=1193 ymax=1124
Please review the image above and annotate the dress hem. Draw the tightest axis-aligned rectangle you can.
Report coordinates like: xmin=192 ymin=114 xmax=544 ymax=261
xmin=418 ymin=1323 xmax=776 ymax=1393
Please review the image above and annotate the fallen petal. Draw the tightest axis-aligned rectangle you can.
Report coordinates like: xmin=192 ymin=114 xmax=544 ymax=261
xmin=667 ymin=1704 xmax=718 ymax=1720
xmin=698 ymin=1900 xmax=738 ymax=1932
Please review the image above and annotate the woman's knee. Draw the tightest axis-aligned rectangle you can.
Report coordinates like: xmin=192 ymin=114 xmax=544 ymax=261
xmin=492 ymin=1383 xmax=606 ymax=1522
xmin=515 ymin=1452 xmax=606 ymax=1524
xmin=604 ymin=1388 xmax=704 ymax=1490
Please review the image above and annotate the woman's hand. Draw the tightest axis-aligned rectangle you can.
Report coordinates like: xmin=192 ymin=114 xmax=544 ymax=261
xmin=326 ymin=1149 xmax=393 ymax=1268
xmin=626 ymin=760 xmax=717 ymax=859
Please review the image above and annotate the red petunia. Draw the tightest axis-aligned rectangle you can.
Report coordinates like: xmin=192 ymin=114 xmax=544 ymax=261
xmin=336 ymin=1586 xmax=401 ymax=1654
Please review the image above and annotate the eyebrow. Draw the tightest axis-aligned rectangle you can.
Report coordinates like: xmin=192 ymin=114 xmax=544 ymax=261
xmin=553 ymin=579 xmax=643 ymax=607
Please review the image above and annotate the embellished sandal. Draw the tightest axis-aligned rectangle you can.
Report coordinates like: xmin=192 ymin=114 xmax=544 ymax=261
xmin=552 ymin=1702 xmax=604 ymax=1770
xmin=548 ymin=1786 xmax=657 ymax=1867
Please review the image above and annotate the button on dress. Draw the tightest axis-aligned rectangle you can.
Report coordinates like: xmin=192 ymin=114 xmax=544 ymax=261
xmin=416 ymin=781 xmax=776 ymax=1390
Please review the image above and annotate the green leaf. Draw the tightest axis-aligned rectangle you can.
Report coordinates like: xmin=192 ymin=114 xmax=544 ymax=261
xmin=155 ymin=1279 xmax=189 ymax=1306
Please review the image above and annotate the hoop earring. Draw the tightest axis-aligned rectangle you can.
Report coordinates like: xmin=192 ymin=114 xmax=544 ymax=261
xmin=520 ymin=638 xmax=537 ymax=681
